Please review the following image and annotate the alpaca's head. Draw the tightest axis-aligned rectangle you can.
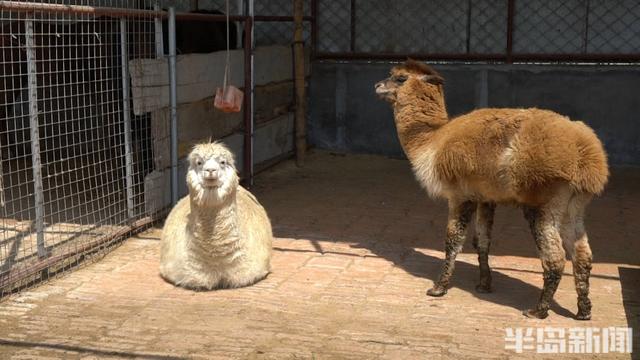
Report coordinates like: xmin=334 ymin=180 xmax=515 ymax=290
xmin=375 ymin=59 xmax=444 ymax=104
xmin=186 ymin=142 xmax=238 ymax=207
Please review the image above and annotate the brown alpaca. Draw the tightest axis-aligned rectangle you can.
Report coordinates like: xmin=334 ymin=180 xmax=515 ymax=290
xmin=375 ymin=60 xmax=608 ymax=320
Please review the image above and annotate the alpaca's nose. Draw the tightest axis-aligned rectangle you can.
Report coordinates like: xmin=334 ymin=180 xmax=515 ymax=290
xmin=375 ymin=81 xmax=383 ymax=89
xmin=203 ymin=165 xmax=219 ymax=180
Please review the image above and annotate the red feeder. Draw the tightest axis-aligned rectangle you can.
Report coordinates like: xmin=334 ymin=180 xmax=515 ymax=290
xmin=213 ymin=1 xmax=243 ymax=113
xmin=214 ymin=85 xmax=243 ymax=113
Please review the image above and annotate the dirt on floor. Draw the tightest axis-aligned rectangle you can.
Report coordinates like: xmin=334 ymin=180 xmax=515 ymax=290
xmin=0 ymin=150 xmax=638 ymax=359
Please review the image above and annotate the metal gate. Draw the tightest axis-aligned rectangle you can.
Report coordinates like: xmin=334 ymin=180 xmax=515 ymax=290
xmin=0 ymin=1 xmax=158 ymax=296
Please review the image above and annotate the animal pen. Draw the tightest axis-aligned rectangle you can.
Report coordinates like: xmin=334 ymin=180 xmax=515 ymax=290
xmin=0 ymin=0 xmax=313 ymax=297
xmin=0 ymin=0 xmax=639 ymax=357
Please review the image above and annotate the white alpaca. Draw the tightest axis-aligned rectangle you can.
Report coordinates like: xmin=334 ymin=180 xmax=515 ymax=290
xmin=159 ymin=142 xmax=272 ymax=289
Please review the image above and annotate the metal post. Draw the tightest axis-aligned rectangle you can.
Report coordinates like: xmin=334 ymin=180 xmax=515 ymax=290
xmin=583 ymin=0 xmax=590 ymax=54
xmin=169 ymin=7 xmax=179 ymax=205
xmin=249 ymin=0 xmax=255 ymax=185
xmin=120 ymin=19 xmax=135 ymax=220
xmin=25 ymin=17 xmax=47 ymax=259
xmin=294 ymin=0 xmax=306 ymax=167
xmin=242 ymin=1 xmax=254 ymax=187
xmin=350 ymin=0 xmax=356 ymax=52
xmin=236 ymin=0 xmax=244 ymax=49
xmin=311 ymin=0 xmax=318 ymax=57
xmin=153 ymin=1 xmax=164 ymax=57
xmin=506 ymin=0 xmax=514 ymax=63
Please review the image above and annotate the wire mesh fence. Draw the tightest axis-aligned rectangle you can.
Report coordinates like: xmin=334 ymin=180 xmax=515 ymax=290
xmin=253 ymin=0 xmax=310 ymax=46
xmin=315 ymin=0 xmax=640 ymax=62
xmin=0 ymin=0 xmax=160 ymax=297
xmin=0 ymin=0 xmax=311 ymax=298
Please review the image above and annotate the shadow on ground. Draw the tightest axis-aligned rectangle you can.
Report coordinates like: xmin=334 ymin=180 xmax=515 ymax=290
xmin=619 ymin=267 xmax=640 ymax=354
xmin=0 ymin=339 xmax=185 ymax=360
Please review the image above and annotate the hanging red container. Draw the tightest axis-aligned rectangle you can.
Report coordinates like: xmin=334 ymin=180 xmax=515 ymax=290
xmin=213 ymin=0 xmax=243 ymax=113
xmin=214 ymin=85 xmax=243 ymax=113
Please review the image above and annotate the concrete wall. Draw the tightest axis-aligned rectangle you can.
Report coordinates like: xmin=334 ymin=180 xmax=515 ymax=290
xmin=142 ymin=45 xmax=304 ymax=214
xmin=309 ymin=62 xmax=640 ymax=165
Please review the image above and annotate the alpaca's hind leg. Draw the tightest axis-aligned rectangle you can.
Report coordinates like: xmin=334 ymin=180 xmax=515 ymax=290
xmin=560 ymin=194 xmax=593 ymax=320
xmin=427 ymin=200 xmax=476 ymax=297
xmin=523 ymin=206 xmax=566 ymax=319
xmin=474 ymin=202 xmax=496 ymax=293
xmin=572 ymin=234 xmax=592 ymax=320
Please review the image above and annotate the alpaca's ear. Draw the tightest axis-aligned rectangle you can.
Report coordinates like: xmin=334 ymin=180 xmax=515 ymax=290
xmin=419 ymin=74 xmax=444 ymax=86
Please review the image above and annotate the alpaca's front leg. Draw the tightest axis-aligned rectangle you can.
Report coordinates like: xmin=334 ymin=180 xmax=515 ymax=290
xmin=473 ymin=202 xmax=496 ymax=293
xmin=427 ymin=200 xmax=476 ymax=297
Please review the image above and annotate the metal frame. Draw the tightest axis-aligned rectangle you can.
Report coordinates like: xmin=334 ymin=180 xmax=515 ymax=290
xmin=168 ymin=7 xmax=179 ymax=205
xmin=120 ymin=19 xmax=135 ymax=218
xmin=24 ymin=15 xmax=47 ymax=259
xmin=0 ymin=1 xmax=314 ymax=295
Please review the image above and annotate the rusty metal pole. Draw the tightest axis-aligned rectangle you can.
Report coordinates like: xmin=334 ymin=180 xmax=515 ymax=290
xmin=243 ymin=10 xmax=254 ymax=187
xmin=293 ymin=0 xmax=306 ymax=167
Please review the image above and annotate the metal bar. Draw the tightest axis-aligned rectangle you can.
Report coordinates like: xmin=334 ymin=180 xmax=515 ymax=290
xmin=169 ymin=7 xmax=179 ymax=205
xmin=314 ymin=51 xmax=640 ymax=63
xmin=154 ymin=1 xmax=164 ymax=57
xmin=506 ymin=0 xmax=515 ymax=63
xmin=314 ymin=52 xmax=508 ymax=61
xmin=25 ymin=17 xmax=47 ymax=260
xmin=0 ymin=2 xmax=312 ymax=23
xmin=311 ymin=0 xmax=318 ymax=58
xmin=509 ymin=53 xmax=640 ymax=62
xmin=0 ymin=1 xmax=165 ymax=19
xmin=254 ymin=15 xmax=313 ymax=22
xmin=242 ymin=8 xmax=254 ymax=187
xmin=294 ymin=0 xmax=306 ymax=167
xmin=237 ymin=0 xmax=244 ymax=48
xmin=466 ymin=0 xmax=472 ymax=54
xmin=583 ymin=0 xmax=590 ymax=54
xmin=350 ymin=0 xmax=356 ymax=52
xmin=120 ymin=19 xmax=135 ymax=220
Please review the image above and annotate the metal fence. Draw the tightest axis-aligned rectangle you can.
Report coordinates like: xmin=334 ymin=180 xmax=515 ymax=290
xmin=313 ymin=0 xmax=640 ymax=63
xmin=0 ymin=0 xmax=159 ymax=296
xmin=0 ymin=0 xmax=312 ymax=298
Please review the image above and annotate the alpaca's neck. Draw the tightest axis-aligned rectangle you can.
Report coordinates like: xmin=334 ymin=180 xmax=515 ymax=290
xmin=394 ymin=87 xmax=449 ymax=160
xmin=189 ymin=195 xmax=240 ymax=259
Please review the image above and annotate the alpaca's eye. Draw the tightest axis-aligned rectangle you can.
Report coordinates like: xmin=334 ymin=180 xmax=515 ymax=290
xmin=196 ymin=160 xmax=202 ymax=166
xmin=396 ymin=76 xmax=408 ymax=83
xmin=220 ymin=160 xmax=227 ymax=166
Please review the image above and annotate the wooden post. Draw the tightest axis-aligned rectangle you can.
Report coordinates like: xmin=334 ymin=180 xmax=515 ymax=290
xmin=293 ymin=0 xmax=306 ymax=167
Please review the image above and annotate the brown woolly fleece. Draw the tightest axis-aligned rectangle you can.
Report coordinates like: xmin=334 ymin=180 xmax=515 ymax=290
xmin=376 ymin=60 xmax=609 ymax=206
xmin=375 ymin=60 xmax=609 ymax=319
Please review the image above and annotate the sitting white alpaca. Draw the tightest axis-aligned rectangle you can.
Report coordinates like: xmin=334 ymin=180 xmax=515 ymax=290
xmin=159 ymin=142 xmax=272 ymax=289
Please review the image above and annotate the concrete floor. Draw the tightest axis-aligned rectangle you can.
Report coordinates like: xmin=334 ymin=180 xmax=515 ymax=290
xmin=0 ymin=151 xmax=638 ymax=359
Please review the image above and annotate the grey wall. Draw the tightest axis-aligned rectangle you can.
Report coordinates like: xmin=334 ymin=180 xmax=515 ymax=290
xmin=309 ymin=62 xmax=640 ymax=165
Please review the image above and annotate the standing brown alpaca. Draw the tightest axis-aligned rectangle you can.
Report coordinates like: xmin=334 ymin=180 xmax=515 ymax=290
xmin=375 ymin=60 xmax=609 ymax=320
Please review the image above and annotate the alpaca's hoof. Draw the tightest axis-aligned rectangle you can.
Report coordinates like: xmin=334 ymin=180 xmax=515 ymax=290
xmin=523 ymin=308 xmax=549 ymax=319
xmin=426 ymin=286 xmax=447 ymax=297
xmin=475 ymin=284 xmax=492 ymax=293
xmin=575 ymin=311 xmax=592 ymax=321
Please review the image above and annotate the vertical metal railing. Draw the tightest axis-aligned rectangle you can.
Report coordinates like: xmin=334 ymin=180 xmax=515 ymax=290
xmin=120 ymin=19 xmax=135 ymax=219
xmin=25 ymin=16 xmax=47 ymax=259
xmin=168 ymin=7 xmax=178 ymax=205
xmin=153 ymin=2 xmax=164 ymax=58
